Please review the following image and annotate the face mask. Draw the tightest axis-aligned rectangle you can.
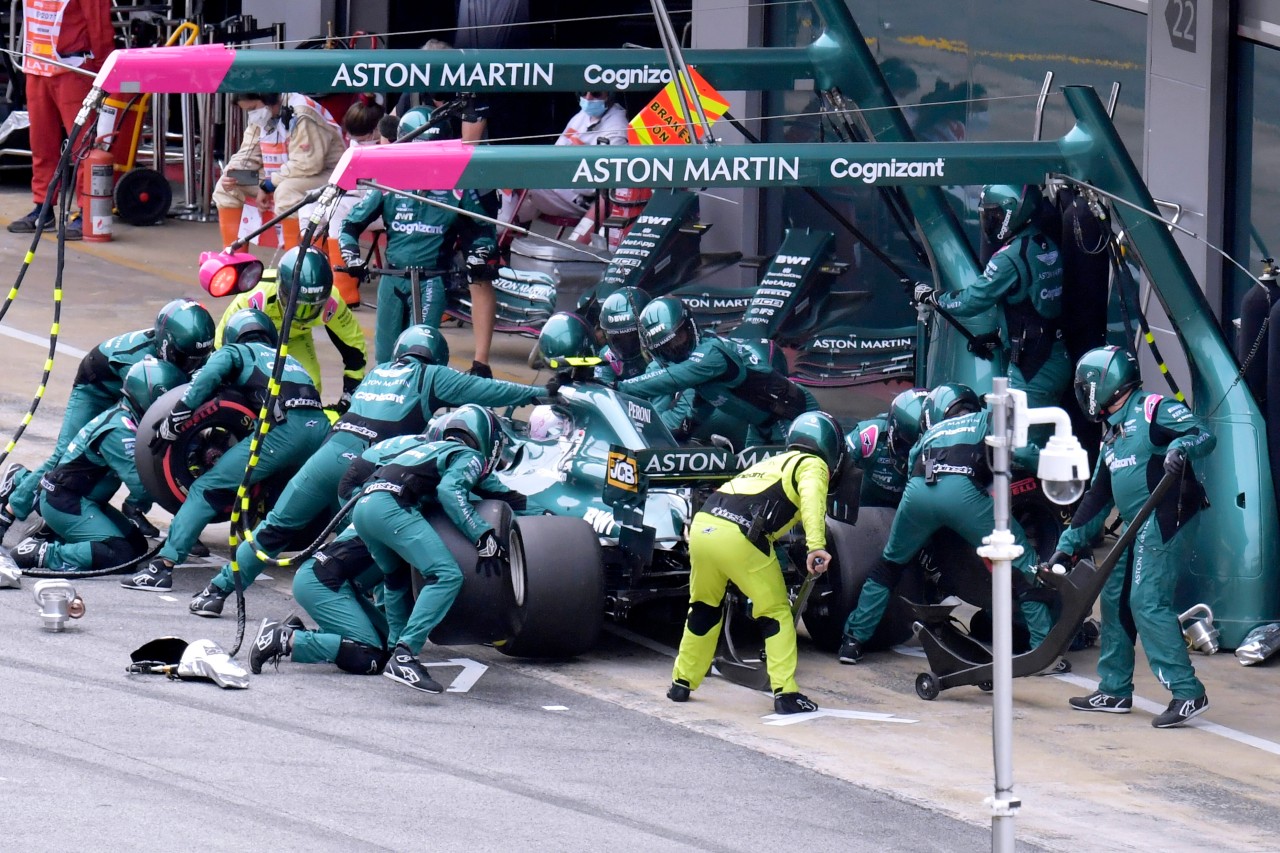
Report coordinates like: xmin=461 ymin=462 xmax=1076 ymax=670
xmin=246 ymin=107 xmax=270 ymax=128
xmin=580 ymin=97 xmax=607 ymax=118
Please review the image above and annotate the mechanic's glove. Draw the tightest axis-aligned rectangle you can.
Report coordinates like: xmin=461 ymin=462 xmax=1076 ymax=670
xmin=330 ymin=375 xmax=359 ymax=416
xmin=912 ymin=283 xmax=937 ymax=308
xmin=806 ymin=548 xmax=832 ymax=575
xmin=157 ymin=400 xmax=195 ymax=443
xmin=1037 ymin=549 xmax=1073 ymax=579
xmin=476 ymin=529 xmax=506 ymax=578
xmin=339 ymin=249 xmax=368 ymax=279
xmin=259 ymin=177 xmax=276 ymax=194
xmin=465 ymin=244 xmax=500 ymax=283
xmin=1164 ymin=446 xmax=1188 ymax=476
xmin=671 ymin=417 xmax=693 ymax=443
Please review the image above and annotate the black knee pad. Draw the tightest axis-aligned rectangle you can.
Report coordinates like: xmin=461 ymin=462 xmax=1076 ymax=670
xmin=758 ymin=616 xmax=781 ymax=639
xmin=335 ymin=638 xmax=389 ymax=675
xmin=687 ymin=600 xmax=722 ymax=636
xmin=89 ymin=536 xmax=145 ymax=569
xmin=203 ymin=486 xmax=237 ymax=514
xmin=869 ymin=557 xmax=908 ymax=588
xmin=255 ymin=524 xmax=293 ymax=553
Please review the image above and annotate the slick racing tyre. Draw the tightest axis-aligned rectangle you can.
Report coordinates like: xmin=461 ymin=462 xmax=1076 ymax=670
xmin=422 ymin=500 xmax=515 ymax=647
xmin=802 ymin=510 xmax=919 ymax=651
xmin=134 ymin=385 xmax=259 ymax=517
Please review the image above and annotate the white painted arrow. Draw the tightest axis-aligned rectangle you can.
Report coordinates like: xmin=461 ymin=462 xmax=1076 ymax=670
xmin=762 ymin=708 xmax=918 ymax=726
xmin=420 ymin=657 xmax=489 ymax=693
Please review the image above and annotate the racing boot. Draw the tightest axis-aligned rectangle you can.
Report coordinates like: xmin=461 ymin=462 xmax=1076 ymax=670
xmin=189 ymin=540 xmax=211 ymax=559
xmin=837 ymin=636 xmax=864 ymax=665
xmin=667 ymin=678 xmax=691 ymax=703
xmin=383 ymin=643 xmax=443 ymax=693
xmin=121 ymin=557 xmax=173 ymax=592
xmin=0 ymin=504 xmax=16 ymax=542
xmin=250 ymin=617 xmax=294 ymax=674
xmin=773 ymin=691 xmax=819 ymax=715
xmin=121 ymin=503 xmax=160 ymax=538
xmin=10 ymin=537 xmax=48 ymax=570
xmin=0 ymin=462 xmax=27 ymax=507
xmin=1152 ymin=694 xmax=1209 ymax=729
xmin=283 ymin=613 xmax=306 ymax=632
xmin=189 ymin=583 xmax=230 ymax=617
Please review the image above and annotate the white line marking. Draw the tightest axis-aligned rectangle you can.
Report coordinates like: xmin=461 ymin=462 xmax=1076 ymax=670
xmin=420 ymin=657 xmax=488 ymax=693
xmin=763 ymin=709 xmax=918 ymax=726
xmin=158 ymin=595 xmax=178 ymax=602
xmin=258 ymin=573 xmax=273 ymax=581
xmin=543 ymin=705 xmax=569 ymax=711
xmin=0 ymin=325 xmax=87 ymax=358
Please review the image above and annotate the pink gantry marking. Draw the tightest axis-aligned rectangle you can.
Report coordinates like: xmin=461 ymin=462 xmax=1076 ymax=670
xmin=95 ymin=45 xmax=236 ymax=94
xmin=332 ymin=140 xmax=475 ymax=192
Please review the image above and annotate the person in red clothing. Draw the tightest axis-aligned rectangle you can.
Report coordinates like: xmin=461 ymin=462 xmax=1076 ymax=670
xmin=8 ymin=0 xmax=115 ymax=239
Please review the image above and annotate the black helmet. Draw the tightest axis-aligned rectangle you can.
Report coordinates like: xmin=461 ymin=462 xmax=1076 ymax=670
xmin=223 ymin=307 xmax=278 ymax=347
xmin=438 ymin=404 xmax=514 ymax=478
xmin=121 ymin=357 xmax=187 ymax=420
xmin=639 ymin=296 xmax=699 ymax=365
xmin=1073 ymin=346 xmax=1141 ymax=422
xmin=154 ymin=298 xmax=216 ymax=374
xmin=599 ymin=287 xmax=652 ymax=361
xmin=923 ymin=383 xmax=982 ymax=431
xmin=393 ymin=325 xmax=450 ymax=365
xmin=277 ymin=246 xmax=334 ymax=324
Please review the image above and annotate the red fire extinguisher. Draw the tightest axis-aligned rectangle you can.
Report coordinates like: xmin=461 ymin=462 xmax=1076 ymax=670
xmin=79 ymin=147 xmax=114 ymax=242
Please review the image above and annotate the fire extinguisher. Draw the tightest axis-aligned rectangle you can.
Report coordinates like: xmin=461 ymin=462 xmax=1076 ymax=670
xmin=78 ymin=146 xmax=114 ymax=242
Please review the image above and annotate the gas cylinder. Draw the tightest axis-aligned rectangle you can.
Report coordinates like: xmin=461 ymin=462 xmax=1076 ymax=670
xmin=79 ymin=147 xmax=115 ymax=242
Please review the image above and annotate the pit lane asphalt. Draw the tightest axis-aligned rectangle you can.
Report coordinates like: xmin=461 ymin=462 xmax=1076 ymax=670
xmin=1 ymin=188 xmax=1278 ymax=852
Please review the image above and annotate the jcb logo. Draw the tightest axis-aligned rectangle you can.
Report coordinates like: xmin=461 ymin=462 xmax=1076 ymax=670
xmin=607 ymin=451 xmax=639 ymax=491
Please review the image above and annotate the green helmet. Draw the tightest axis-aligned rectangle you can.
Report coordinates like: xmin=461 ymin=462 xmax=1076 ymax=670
xmin=223 ymin=307 xmax=279 ymax=347
xmin=397 ymin=106 xmax=435 ymax=141
xmin=438 ymin=403 xmax=515 ymax=477
xmin=787 ymin=411 xmax=847 ymax=477
xmin=154 ymin=298 xmax=215 ymax=374
xmin=1074 ymin=345 xmax=1140 ymax=422
xmin=277 ymin=246 xmax=334 ymax=324
xmin=538 ymin=312 xmax=595 ymax=365
xmin=923 ymin=383 xmax=982 ymax=431
xmin=393 ymin=325 xmax=450 ymax=365
xmin=979 ymin=184 xmax=1042 ymax=243
xmin=639 ymin=296 xmax=698 ymax=365
xmin=599 ymin=287 xmax=652 ymax=361
xmin=886 ymin=387 xmax=930 ymax=456
xmin=121 ymin=356 xmax=187 ymax=420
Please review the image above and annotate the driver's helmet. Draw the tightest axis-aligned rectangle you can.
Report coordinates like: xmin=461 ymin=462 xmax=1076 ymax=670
xmin=397 ymin=106 xmax=434 ymax=141
xmin=528 ymin=404 xmax=574 ymax=441
xmin=923 ymin=383 xmax=982 ymax=431
xmin=223 ymin=307 xmax=279 ymax=347
xmin=121 ymin=356 xmax=187 ymax=421
xmin=885 ymin=387 xmax=930 ymax=456
xmin=599 ymin=287 xmax=652 ymax=362
xmin=786 ymin=411 xmax=846 ymax=480
xmin=393 ymin=324 xmax=450 ymax=365
xmin=538 ymin=312 xmax=595 ymax=365
xmin=1073 ymin=345 xmax=1140 ymax=422
xmin=437 ymin=403 xmax=516 ymax=477
xmin=979 ymin=184 xmax=1042 ymax=244
xmin=154 ymin=298 xmax=215 ymax=375
xmin=277 ymin=246 xmax=334 ymax=324
xmin=639 ymin=296 xmax=699 ymax=365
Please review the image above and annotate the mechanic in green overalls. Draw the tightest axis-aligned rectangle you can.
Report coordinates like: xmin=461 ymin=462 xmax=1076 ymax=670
xmin=121 ymin=309 xmax=330 ymax=592
xmin=838 ymin=383 xmax=1055 ymax=665
xmin=1053 ymin=346 xmax=1215 ymax=728
xmin=188 ymin=324 xmax=542 ymax=617
xmin=352 ymin=405 xmax=517 ymax=694
xmin=914 ymin=184 xmax=1069 ymax=411
xmin=667 ymin=411 xmax=843 ymax=715
xmin=847 ymin=387 xmax=929 ymax=509
xmin=0 ymin=298 xmax=215 ymax=540
xmin=7 ymin=358 xmax=186 ymax=572
xmin=213 ymin=246 xmax=367 ymax=406
xmin=338 ymin=117 xmax=500 ymax=367
xmin=618 ymin=296 xmax=818 ymax=446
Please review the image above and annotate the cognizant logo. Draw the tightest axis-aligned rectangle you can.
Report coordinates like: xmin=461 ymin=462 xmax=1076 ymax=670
xmin=584 ymin=64 xmax=674 ymax=90
xmin=829 ymin=157 xmax=946 ymax=184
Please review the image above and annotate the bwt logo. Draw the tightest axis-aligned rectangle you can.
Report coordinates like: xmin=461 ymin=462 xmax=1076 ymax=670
xmin=774 ymin=255 xmax=811 ymax=266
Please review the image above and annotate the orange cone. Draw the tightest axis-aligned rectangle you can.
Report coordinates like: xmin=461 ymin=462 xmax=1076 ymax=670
xmin=218 ymin=205 xmax=241 ymax=249
xmin=327 ymin=238 xmax=360 ymax=307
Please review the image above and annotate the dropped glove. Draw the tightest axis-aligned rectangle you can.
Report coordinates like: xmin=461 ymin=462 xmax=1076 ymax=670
xmin=912 ymin=283 xmax=937 ymax=307
xmin=476 ymin=529 xmax=506 ymax=578
xmin=465 ymin=243 xmax=500 ymax=282
xmin=1164 ymin=446 xmax=1188 ymax=476
xmin=259 ymin=177 xmax=276 ymax=194
xmin=157 ymin=400 xmax=195 ymax=443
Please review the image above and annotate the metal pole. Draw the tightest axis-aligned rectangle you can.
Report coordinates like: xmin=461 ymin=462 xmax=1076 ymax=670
xmin=648 ymin=0 xmax=715 ymax=144
xmin=982 ymin=376 xmax=1020 ymax=852
xmin=151 ymin=91 xmax=167 ymax=172
xmin=177 ymin=90 xmax=198 ymax=213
